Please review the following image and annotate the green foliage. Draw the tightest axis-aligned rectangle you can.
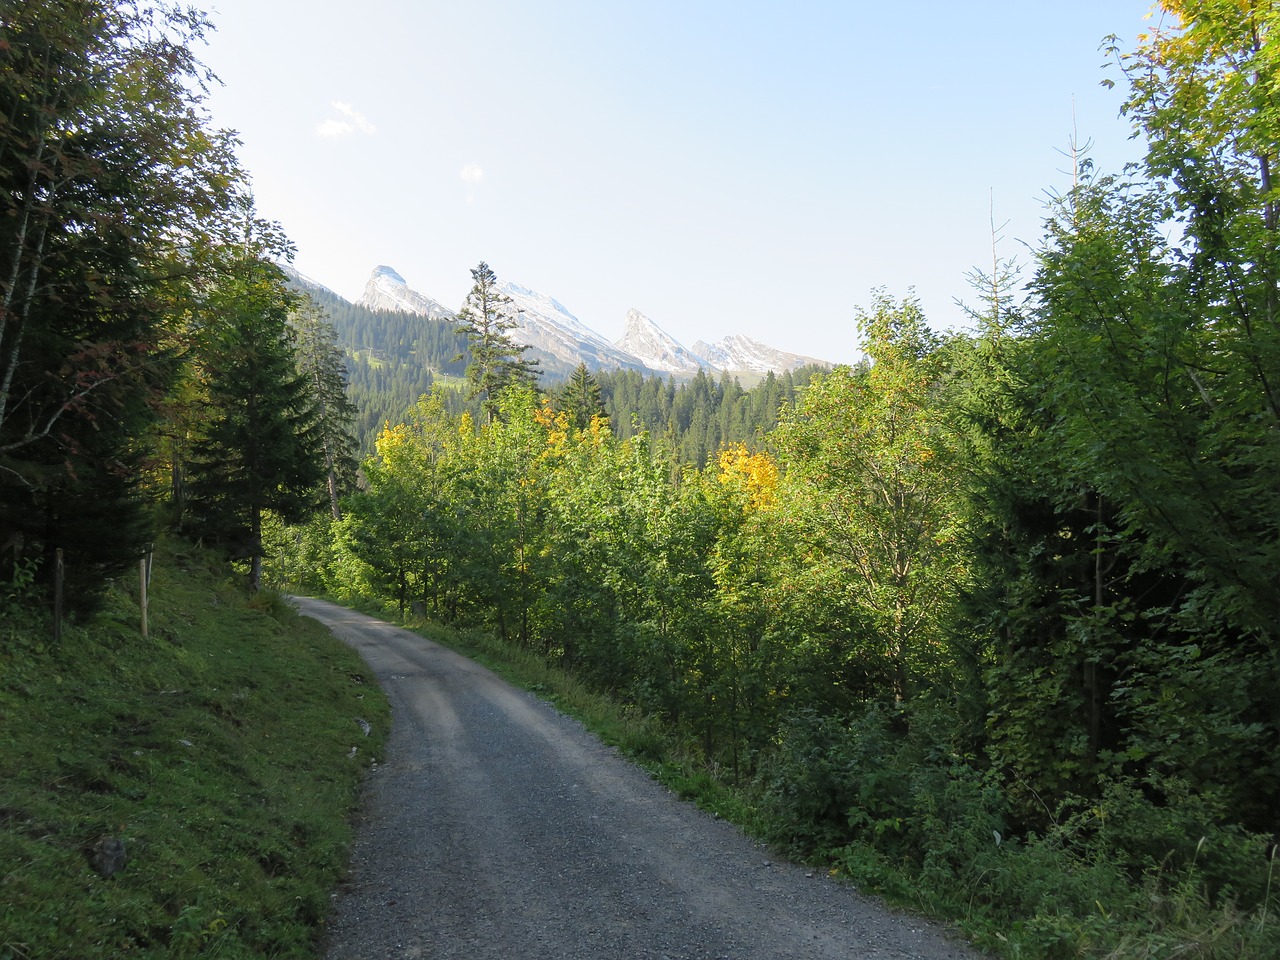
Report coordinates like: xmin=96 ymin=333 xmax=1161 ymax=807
xmin=455 ymin=262 xmax=538 ymax=422
xmin=955 ymin=0 xmax=1280 ymax=838
xmin=558 ymin=361 xmax=605 ymax=430
xmin=257 ymin=7 xmax=1280 ymax=957
xmin=773 ymin=291 xmax=968 ymax=709
xmin=0 ymin=538 xmax=389 ymax=959
xmin=290 ymin=296 xmax=360 ymax=518
xmin=596 ymin=365 xmax=824 ymax=469
xmin=183 ymin=254 xmax=327 ymax=589
xmin=0 ymin=0 xmax=244 ymax=611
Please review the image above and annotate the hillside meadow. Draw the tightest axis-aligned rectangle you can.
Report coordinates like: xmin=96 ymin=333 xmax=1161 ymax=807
xmin=0 ymin=541 xmax=390 ymax=959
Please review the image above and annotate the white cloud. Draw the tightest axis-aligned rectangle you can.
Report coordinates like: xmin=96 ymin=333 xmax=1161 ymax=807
xmin=459 ymin=163 xmax=485 ymax=183
xmin=316 ymin=101 xmax=376 ymax=138
xmin=316 ymin=118 xmax=353 ymax=138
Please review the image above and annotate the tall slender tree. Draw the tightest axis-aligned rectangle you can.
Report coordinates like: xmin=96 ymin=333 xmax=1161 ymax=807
xmin=454 ymin=262 xmax=538 ymax=421
xmin=184 ymin=255 xmax=325 ymax=590
xmin=290 ymin=297 xmax=358 ymax=518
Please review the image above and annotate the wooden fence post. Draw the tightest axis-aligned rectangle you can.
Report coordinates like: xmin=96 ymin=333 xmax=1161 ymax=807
xmin=53 ymin=548 xmax=64 ymax=644
xmin=139 ymin=556 xmax=148 ymax=639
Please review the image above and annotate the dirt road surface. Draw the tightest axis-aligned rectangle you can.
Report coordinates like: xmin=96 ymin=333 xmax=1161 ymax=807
xmin=294 ymin=597 xmax=979 ymax=960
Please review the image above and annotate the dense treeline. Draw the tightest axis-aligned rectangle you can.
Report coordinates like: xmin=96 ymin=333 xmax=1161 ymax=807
xmin=0 ymin=1 xmax=358 ymax=601
xmin=597 ymin=365 xmax=828 ymax=467
xmin=303 ymin=270 xmax=830 ymax=460
xmin=274 ymin=3 xmax=1280 ymax=953
xmin=294 ymin=282 xmax=469 ymax=450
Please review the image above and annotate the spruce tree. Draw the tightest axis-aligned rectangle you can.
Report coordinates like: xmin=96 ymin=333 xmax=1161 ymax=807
xmin=559 ymin=362 xmax=605 ymax=431
xmin=454 ymin=262 xmax=538 ymax=422
xmin=184 ymin=256 xmax=325 ymax=590
xmin=290 ymin=297 xmax=359 ymax=518
xmin=0 ymin=0 xmax=242 ymax=610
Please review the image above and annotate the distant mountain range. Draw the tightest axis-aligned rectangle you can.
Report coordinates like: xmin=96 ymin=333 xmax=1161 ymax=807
xmin=350 ymin=265 xmax=830 ymax=379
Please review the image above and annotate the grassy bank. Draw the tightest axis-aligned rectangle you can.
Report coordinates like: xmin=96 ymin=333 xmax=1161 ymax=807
xmin=0 ymin=542 xmax=390 ymax=959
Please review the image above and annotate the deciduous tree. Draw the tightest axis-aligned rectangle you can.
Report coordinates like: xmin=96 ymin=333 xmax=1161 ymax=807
xmin=774 ymin=292 xmax=965 ymax=708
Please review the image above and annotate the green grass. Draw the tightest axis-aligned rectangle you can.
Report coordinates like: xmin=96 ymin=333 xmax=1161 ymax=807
xmin=0 ymin=541 xmax=390 ymax=959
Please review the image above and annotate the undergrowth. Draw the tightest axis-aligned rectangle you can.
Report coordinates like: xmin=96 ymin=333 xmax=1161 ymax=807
xmin=0 ymin=541 xmax=390 ymax=959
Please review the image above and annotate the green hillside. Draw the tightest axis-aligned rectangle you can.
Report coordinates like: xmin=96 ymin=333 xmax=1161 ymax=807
xmin=0 ymin=541 xmax=390 ymax=959
xmin=294 ymin=281 xmax=471 ymax=449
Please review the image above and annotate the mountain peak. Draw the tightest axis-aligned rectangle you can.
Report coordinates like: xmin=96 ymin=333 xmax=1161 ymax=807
xmin=372 ymin=264 xmax=407 ymax=284
xmin=693 ymin=333 xmax=829 ymax=375
xmin=346 ymin=264 xmax=831 ymax=377
xmin=615 ymin=308 xmax=707 ymax=374
xmin=357 ymin=266 xmax=453 ymax=320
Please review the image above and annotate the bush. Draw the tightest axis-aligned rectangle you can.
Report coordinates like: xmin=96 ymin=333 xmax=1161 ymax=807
xmin=757 ymin=700 xmax=1280 ymax=957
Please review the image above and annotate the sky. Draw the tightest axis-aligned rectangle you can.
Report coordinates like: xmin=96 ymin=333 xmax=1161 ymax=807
xmin=200 ymin=1 xmax=1162 ymax=365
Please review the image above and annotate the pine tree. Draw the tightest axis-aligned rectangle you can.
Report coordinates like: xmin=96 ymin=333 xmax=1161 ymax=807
xmin=454 ymin=262 xmax=538 ymax=421
xmin=559 ymin=362 xmax=605 ymax=430
xmin=184 ymin=256 xmax=325 ymax=590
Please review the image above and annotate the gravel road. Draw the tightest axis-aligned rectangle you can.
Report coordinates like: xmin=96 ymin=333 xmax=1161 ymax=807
xmin=294 ymin=597 xmax=980 ymax=960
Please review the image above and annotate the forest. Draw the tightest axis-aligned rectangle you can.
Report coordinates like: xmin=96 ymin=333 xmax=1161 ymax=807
xmin=4 ymin=0 xmax=1280 ymax=956
xmin=301 ymin=272 xmax=828 ymax=463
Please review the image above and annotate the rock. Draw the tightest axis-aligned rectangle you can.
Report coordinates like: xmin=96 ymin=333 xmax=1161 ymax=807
xmin=90 ymin=837 xmax=126 ymax=878
xmin=355 ymin=717 xmax=372 ymax=737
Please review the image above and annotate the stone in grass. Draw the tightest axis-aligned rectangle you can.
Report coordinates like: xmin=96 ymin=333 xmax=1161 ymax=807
xmin=90 ymin=837 xmax=126 ymax=878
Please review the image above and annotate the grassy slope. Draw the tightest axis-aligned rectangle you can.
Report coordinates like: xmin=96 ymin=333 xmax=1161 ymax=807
xmin=0 ymin=542 xmax=389 ymax=960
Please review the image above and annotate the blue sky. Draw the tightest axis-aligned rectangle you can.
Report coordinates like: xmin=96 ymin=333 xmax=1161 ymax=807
xmin=202 ymin=1 xmax=1160 ymax=364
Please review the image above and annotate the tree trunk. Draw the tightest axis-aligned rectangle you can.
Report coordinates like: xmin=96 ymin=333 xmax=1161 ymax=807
xmin=249 ymin=507 xmax=263 ymax=591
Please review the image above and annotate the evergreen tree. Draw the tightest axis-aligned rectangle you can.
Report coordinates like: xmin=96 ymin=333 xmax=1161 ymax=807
xmin=966 ymin=0 xmax=1280 ymax=832
xmin=184 ymin=256 xmax=325 ymax=590
xmin=559 ymin=362 xmax=605 ymax=430
xmin=290 ymin=297 xmax=359 ymax=518
xmin=0 ymin=0 xmax=243 ymax=610
xmin=455 ymin=262 xmax=538 ymax=421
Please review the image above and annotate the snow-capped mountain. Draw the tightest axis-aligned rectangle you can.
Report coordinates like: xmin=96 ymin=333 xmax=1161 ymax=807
xmin=280 ymin=264 xmax=341 ymax=300
xmin=693 ymin=334 xmax=829 ymax=376
xmin=344 ymin=265 xmax=829 ymax=378
xmin=614 ymin=308 xmax=707 ymax=375
xmin=357 ymin=265 xmax=454 ymax=321
xmin=498 ymin=283 xmax=647 ymax=375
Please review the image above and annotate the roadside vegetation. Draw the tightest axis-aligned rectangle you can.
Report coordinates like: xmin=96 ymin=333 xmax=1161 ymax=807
xmin=0 ymin=540 xmax=389 ymax=959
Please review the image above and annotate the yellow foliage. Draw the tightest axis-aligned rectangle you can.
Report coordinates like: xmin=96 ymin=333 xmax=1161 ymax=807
xmin=717 ymin=443 xmax=779 ymax=510
xmin=534 ymin=398 xmax=571 ymax=459
xmin=374 ymin=422 xmax=411 ymax=460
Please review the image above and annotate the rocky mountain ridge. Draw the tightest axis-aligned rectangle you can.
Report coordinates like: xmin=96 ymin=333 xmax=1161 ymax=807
xmin=350 ymin=265 xmax=830 ymax=378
